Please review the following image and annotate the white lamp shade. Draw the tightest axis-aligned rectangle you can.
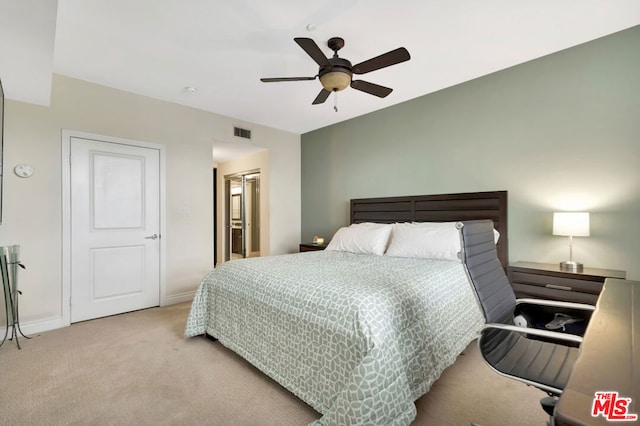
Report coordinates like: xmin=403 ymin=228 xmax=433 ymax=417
xmin=553 ymin=212 xmax=590 ymax=237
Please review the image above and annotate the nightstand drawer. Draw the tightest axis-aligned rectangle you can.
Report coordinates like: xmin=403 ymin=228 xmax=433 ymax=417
xmin=507 ymin=261 xmax=626 ymax=305
xmin=511 ymin=282 xmax=598 ymax=305
xmin=510 ymin=271 xmax=604 ymax=295
xmin=299 ymin=243 xmax=327 ymax=252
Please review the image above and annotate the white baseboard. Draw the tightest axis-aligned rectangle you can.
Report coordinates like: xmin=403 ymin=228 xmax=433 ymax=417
xmin=12 ymin=316 xmax=69 ymax=336
xmin=164 ymin=291 xmax=196 ymax=306
xmin=8 ymin=293 xmax=196 ymax=337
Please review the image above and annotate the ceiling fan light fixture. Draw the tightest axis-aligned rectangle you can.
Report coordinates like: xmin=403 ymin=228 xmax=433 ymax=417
xmin=319 ymin=71 xmax=351 ymax=92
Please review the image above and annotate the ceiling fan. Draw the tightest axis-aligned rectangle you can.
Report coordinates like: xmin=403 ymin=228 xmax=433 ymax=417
xmin=260 ymin=37 xmax=410 ymax=108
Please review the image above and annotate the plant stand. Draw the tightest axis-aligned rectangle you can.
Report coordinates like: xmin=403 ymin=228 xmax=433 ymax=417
xmin=1 ymin=245 xmax=32 ymax=349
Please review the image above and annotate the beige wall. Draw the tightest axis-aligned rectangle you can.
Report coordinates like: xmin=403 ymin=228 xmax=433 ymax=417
xmin=1 ymin=74 xmax=300 ymax=332
xmin=216 ymin=149 xmax=270 ymax=264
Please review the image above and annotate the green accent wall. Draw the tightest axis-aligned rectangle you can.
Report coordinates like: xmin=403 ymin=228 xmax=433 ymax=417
xmin=302 ymin=26 xmax=640 ymax=279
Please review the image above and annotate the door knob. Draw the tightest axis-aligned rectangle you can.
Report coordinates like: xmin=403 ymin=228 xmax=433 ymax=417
xmin=145 ymin=234 xmax=159 ymax=240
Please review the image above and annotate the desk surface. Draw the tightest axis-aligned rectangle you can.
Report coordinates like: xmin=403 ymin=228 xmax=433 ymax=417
xmin=554 ymin=278 xmax=640 ymax=426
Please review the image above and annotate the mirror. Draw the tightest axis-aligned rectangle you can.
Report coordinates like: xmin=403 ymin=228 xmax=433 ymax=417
xmin=231 ymin=194 xmax=241 ymax=220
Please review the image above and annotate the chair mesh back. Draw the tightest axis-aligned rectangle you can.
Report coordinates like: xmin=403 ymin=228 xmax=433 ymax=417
xmin=461 ymin=220 xmax=515 ymax=324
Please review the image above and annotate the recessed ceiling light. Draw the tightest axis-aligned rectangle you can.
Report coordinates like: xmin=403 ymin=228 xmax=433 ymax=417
xmin=185 ymin=86 xmax=197 ymax=94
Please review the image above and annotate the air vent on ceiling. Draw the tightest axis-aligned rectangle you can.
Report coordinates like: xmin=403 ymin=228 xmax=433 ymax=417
xmin=234 ymin=126 xmax=252 ymax=140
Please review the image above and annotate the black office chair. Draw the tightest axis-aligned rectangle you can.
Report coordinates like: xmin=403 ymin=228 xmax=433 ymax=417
xmin=459 ymin=220 xmax=595 ymax=417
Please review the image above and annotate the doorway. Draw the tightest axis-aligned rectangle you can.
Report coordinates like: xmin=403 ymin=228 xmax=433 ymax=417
xmin=62 ymin=130 xmax=165 ymax=326
xmin=224 ymin=171 xmax=260 ymax=261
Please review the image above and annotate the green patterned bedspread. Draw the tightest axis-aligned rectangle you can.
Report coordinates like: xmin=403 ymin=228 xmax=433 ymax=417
xmin=184 ymin=251 xmax=485 ymax=425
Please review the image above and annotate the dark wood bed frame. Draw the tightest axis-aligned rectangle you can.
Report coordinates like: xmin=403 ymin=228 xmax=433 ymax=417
xmin=350 ymin=190 xmax=508 ymax=268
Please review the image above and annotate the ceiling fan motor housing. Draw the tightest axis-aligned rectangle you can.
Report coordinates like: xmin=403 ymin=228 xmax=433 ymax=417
xmin=319 ymin=57 xmax=353 ymax=92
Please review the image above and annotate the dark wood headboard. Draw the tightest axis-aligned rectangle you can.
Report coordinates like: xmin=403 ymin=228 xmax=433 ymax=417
xmin=350 ymin=190 xmax=508 ymax=267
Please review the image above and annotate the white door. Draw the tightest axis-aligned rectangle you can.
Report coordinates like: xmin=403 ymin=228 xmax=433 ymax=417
xmin=70 ymin=137 xmax=160 ymax=323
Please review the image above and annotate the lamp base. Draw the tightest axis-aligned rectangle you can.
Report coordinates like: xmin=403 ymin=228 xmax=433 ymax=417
xmin=560 ymin=260 xmax=583 ymax=272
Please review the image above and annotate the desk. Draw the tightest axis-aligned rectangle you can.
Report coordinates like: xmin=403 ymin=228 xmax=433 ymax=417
xmin=554 ymin=278 xmax=639 ymax=425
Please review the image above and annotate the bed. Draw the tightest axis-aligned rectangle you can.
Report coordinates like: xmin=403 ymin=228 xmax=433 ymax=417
xmin=185 ymin=190 xmax=508 ymax=425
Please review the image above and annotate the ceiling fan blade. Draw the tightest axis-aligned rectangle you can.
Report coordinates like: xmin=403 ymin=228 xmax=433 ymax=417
xmin=352 ymin=47 xmax=410 ymax=75
xmin=312 ymin=89 xmax=331 ymax=105
xmin=350 ymin=80 xmax=393 ymax=98
xmin=260 ymin=76 xmax=316 ymax=83
xmin=294 ymin=37 xmax=331 ymax=68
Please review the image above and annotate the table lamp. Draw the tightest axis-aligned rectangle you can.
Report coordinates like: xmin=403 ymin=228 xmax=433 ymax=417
xmin=553 ymin=212 xmax=590 ymax=272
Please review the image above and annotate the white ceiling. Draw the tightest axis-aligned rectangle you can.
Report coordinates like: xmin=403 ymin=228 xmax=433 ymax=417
xmin=2 ymin=0 xmax=639 ymax=137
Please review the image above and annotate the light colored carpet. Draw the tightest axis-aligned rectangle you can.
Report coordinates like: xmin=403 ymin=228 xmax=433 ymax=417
xmin=0 ymin=303 xmax=547 ymax=425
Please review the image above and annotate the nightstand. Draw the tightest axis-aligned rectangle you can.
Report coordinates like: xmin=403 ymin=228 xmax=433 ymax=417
xmin=508 ymin=261 xmax=626 ymax=305
xmin=299 ymin=243 xmax=327 ymax=252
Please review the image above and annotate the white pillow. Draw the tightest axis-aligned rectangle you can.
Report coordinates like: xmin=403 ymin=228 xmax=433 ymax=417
xmin=385 ymin=222 xmax=462 ymax=261
xmin=325 ymin=222 xmax=393 ymax=256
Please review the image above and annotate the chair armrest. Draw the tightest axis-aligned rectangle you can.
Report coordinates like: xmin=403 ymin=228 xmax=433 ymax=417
xmin=516 ymin=298 xmax=595 ymax=312
xmin=480 ymin=323 xmax=583 ymax=345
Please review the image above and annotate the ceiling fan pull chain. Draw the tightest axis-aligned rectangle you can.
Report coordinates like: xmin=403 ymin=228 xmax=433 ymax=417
xmin=334 ymin=91 xmax=338 ymax=112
